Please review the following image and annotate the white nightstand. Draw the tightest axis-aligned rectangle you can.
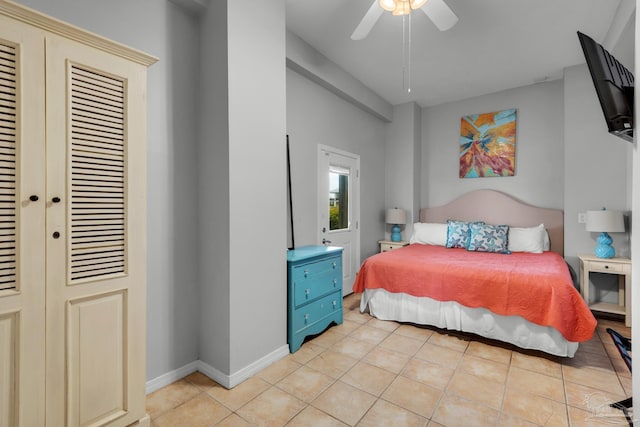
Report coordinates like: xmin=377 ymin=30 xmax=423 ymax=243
xmin=578 ymin=254 xmax=631 ymax=327
xmin=378 ymin=240 xmax=409 ymax=253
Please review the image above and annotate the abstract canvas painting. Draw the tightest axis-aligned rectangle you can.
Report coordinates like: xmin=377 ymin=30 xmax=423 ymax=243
xmin=459 ymin=109 xmax=516 ymax=178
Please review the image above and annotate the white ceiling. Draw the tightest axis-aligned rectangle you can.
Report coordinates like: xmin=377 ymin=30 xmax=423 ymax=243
xmin=285 ymin=0 xmax=633 ymax=108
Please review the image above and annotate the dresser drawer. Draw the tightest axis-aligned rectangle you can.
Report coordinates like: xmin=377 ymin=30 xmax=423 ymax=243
xmin=587 ymin=261 xmax=628 ymax=274
xmin=378 ymin=240 xmax=409 ymax=253
xmin=291 ymin=256 xmax=341 ymax=282
xmin=292 ymin=270 xmax=341 ymax=307
xmin=291 ymin=291 xmax=342 ymax=334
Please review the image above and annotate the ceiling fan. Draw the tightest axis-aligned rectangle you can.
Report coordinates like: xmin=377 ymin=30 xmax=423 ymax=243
xmin=351 ymin=0 xmax=458 ymax=40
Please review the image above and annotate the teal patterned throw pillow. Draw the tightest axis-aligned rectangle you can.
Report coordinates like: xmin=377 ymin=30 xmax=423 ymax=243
xmin=446 ymin=220 xmax=472 ymax=249
xmin=468 ymin=223 xmax=510 ymax=253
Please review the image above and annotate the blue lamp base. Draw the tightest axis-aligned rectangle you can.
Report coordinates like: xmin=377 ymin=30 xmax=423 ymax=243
xmin=594 ymin=232 xmax=615 ymax=259
xmin=391 ymin=224 xmax=401 ymax=242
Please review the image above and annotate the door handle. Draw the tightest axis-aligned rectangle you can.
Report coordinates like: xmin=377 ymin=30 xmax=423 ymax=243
xmin=322 ymin=238 xmax=332 ymax=245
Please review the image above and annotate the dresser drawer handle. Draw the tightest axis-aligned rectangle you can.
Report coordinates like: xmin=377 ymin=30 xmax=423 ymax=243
xmin=604 ymin=265 xmax=609 ymax=269
xmin=332 ymin=300 xmax=337 ymax=309
xmin=304 ymin=313 xmax=309 ymax=324
xmin=332 ymin=262 xmax=337 ymax=269
xmin=333 ymin=279 xmax=337 ymax=287
xmin=304 ymin=269 xmax=309 ymax=277
xmin=305 ymin=289 xmax=310 ymax=298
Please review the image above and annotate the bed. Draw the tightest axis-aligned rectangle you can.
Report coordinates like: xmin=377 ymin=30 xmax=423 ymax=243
xmin=353 ymin=190 xmax=597 ymax=357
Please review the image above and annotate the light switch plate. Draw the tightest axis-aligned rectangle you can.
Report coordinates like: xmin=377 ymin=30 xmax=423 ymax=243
xmin=578 ymin=213 xmax=586 ymax=224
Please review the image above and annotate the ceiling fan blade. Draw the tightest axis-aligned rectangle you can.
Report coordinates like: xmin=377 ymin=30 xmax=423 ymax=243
xmin=421 ymin=0 xmax=458 ymax=31
xmin=351 ymin=0 xmax=384 ymax=40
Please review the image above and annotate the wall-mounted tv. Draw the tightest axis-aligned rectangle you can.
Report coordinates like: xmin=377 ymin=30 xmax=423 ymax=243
xmin=577 ymin=31 xmax=634 ymax=143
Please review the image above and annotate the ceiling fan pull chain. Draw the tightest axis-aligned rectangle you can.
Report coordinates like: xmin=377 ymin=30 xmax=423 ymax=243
xmin=402 ymin=15 xmax=406 ymax=92
xmin=407 ymin=12 xmax=412 ymax=93
xmin=402 ymin=13 xmax=412 ymax=93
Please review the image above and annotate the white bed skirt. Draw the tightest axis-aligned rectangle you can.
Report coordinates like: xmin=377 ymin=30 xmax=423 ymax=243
xmin=361 ymin=288 xmax=579 ymax=358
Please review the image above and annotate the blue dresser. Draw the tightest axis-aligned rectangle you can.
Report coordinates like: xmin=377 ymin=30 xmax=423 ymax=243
xmin=287 ymin=245 xmax=343 ymax=352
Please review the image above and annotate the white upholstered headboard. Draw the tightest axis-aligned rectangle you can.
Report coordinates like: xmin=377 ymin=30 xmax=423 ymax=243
xmin=419 ymin=190 xmax=564 ymax=256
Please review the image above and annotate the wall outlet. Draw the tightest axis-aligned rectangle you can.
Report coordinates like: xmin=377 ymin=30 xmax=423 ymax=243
xmin=578 ymin=212 xmax=586 ymax=224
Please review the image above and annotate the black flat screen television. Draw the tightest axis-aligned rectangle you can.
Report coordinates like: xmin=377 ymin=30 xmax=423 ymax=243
xmin=577 ymin=31 xmax=634 ymax=142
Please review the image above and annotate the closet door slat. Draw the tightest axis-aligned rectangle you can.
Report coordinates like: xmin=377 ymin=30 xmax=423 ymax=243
xmin=0 ymin=41 xmax=15 ymax=291
xmin=69 ymin=64 xmax=126 ymax=282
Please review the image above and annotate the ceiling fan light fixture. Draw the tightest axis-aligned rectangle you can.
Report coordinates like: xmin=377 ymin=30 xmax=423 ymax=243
xmin=392 ymin=1 xmax=411 ymax=16
xmin=410 ymin=0 xmax=428 ymax=9
xmin=379 ymin=0 xmax=396 ymax=12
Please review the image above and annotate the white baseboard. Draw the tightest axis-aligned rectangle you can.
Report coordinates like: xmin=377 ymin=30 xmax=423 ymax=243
xmin=228 ymin=344 xmax=289 ymax=388
xmin=145 ymin=360 xmax=199 ymax=394
xmin=145 ymin=344 xmax=290 ymax=393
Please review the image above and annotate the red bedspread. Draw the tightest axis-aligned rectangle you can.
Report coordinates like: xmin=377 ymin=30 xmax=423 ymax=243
xmin=353 ymin=244 xmax=596 ymax=342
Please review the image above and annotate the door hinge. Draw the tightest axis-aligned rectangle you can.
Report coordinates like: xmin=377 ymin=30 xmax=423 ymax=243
xmin=356 ymin=169 xmax=359 ymax=178
xmin=356 ymin=221 xmax=359 ymax=229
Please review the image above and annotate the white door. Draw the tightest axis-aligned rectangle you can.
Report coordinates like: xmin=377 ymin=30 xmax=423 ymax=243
xmin=45 ymin=34 xmax=148 ymax=426
xmin=318 ymin=145 xmax=360 ymax=296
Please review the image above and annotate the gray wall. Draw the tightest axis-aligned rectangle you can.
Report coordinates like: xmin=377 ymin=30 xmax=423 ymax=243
xmin=286 ymin=31 xmax=392 ymax=122
xmin=563 ymin=63 xmax=632 ymax=301
xmin=227 ymin=0 xmax=287 ymax=374
xmin=197 ymin=0 xmax=232 ymax=374
xmin=198 ymin=0 xmax=288 ymax=377
xmin=385 ymin=102 xmax=422 ymax=241
xmin=286 ymin=69 xmax=387 ymax=261
xmin=422 ymin=80 xmax=565 ymax=210
xmin=15 ymin=0 xmax=202 ymax=381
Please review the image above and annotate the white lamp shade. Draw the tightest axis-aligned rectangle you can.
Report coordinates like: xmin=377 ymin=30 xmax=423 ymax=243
xmin=385 ymin=208 xmax=406 ymax=225
xmin=585 ymin=210 xmax=625 ymax=233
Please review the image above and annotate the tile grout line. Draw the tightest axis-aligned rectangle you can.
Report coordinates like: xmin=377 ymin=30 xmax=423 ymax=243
xmin=495 ymin=348 xmax=513 ymax=422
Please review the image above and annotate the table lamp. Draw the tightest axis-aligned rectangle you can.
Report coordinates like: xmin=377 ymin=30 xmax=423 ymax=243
xmin=385 ymin=208 xmax=406 ymax=242
xmin=585 ymin=208 xmax=625 ymax=258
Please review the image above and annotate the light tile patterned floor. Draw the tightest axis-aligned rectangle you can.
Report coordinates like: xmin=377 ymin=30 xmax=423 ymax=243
xmin=147 ymin=293 xmax=632 ymax=427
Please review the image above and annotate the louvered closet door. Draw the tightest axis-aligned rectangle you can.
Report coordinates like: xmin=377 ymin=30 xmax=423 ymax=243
xmin=45 ymin=34 xmax=147 ymax=427
xmin=0 ymin=15 xmax=46 ymax=427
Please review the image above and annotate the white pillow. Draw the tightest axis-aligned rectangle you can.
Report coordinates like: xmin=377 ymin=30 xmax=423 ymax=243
xmin=410 ymin=222 xmax=448 ymax=246
xmin=508 ymin=224 xmax=548 ymax=253
xmin=543 ymin=230 xmax=550 ymax=251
